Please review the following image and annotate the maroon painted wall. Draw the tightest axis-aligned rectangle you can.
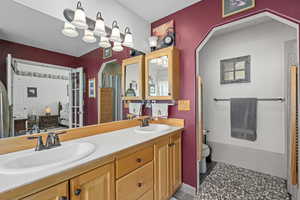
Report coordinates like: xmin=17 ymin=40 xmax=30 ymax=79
xmin=151 ymin=0 xmax=300 ymax=187
xmin=78 ymin=47 xmax=131 ymax=125
xmin=0 ymin=39 xmax=79 ymax=87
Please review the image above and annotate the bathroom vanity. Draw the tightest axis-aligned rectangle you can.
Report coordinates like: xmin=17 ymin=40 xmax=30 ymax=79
xmin=0 ymin=119 xmax=183 ymax=200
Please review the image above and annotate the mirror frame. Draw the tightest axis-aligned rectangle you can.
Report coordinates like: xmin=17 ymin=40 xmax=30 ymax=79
xmin=121 ymin=55 xmax=145 ymax=100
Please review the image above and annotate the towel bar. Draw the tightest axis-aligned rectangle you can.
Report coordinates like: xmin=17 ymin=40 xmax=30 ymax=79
xmin=214 ymin=98 xmax=285 ymax=102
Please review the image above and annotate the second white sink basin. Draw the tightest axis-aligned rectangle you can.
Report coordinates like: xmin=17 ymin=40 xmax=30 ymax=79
xmin=0 ymin=142 xmax=96 ymax=174
xmin=134 ymin=124 xmax=171 ymax=134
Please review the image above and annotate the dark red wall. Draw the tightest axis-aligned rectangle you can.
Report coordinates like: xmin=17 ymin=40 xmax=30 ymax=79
xmin=0 ymin=39 xmax=79 ymax=87
xmin=78 ymin=47 xmax=131 ymax=125
xmin=151 ymin=0 xmax=300 ymax=187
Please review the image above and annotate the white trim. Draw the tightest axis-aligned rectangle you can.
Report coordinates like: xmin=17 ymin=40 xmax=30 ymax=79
xmin=98 ymin=59 xmax=118 ymax=88
xmin=13 ymin=58 xmax=73 ymax=71
xmin=179 ymin=183 xmax=196 ymax=195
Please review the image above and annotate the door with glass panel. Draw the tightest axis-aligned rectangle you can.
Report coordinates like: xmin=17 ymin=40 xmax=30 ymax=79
xmin=70 ymin=68 xmax=83 ymax=128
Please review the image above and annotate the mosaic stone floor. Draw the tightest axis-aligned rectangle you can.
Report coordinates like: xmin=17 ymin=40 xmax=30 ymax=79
xmin=174 ymin=162 xmax=291 ymax=200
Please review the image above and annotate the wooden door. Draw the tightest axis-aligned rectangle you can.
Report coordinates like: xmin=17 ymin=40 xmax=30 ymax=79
xmin=170 ymin=133 xmax=182 ymax=194
xmin=154 ymin=138 xmax=170 ymax=200
xmin=290 ymin=66 xmax=298 ymax=185
xmin=99 ymin=88 xmax=114 ymax=123
xmin=70 ymin=163 xmax=115 ymax=200
xmin=22 ymin=182 xmax=68 ymax=200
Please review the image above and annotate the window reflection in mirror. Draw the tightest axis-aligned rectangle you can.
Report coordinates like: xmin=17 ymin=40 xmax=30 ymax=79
xmin=148 ymin=56 xmax=169 ymax=96
xmin=125 ymin=63 xmax=139 ymax=97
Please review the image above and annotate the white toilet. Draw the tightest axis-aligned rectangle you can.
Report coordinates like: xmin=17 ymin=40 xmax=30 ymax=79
xmin=200 ymin=144 xmax=210 ymax=174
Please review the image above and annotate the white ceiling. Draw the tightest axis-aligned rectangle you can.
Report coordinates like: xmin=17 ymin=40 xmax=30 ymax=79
xmin=0 ymin=0 xmax=100 ymax=57
xmin=115 ymin=0 xmax=202 ymax=22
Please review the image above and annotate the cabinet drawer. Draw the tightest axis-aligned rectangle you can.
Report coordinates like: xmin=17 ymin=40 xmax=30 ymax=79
xmin=138 ymin=189 xmax=153 ymax=200
xmin=116 ymin=146 xmax=153 ymax=178
xmin=116 ymin=161 xmax=153 ymax=200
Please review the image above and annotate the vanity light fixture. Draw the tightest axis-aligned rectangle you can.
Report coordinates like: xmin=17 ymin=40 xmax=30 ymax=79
xmin=62 ymin=1 xmax=134 ymax=51
xmin=82 ymin=29 xmax=97 ymax=43
xmin=112 ymin=41 xmax=123 ymax=52
xmin=110 ymin=21 xmax=122 ymax=42
xmin=94 ymin=12 xmax=106 ymax=37
xmin=62 ymin=22 xmax=79 ymax=38
xmin=72 ymin=1 xmax=88 ymax=29
xmin=122 ymin=27 xmax=133 ymax=48
xmin=99 ymin=36 xmax=111 ymax=48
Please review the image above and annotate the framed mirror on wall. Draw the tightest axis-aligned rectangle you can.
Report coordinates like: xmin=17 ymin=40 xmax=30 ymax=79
xmin=121 ymin=55 xmax=145 ymax=100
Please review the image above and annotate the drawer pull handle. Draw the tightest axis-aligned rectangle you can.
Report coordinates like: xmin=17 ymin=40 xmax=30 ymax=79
xmin=74 ymin=189 xmax=81 ymax=196
xmin=168 ymin=143 xmax=175 ymax=147
xmin=137 ymin=182 xmax=143 ymax=187
xmin=136 ymin=158 xmax=143 ymax=163
xmin=59 ymin=197 xmax=68 ymax=200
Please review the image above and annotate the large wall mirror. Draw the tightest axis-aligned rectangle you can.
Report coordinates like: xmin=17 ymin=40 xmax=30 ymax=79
xmin=0 ymin=1 xmax=141 ymax=139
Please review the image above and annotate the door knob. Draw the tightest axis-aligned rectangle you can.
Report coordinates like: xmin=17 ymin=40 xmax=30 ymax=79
xmin=74 ymin=189 xmax=81 ymax=196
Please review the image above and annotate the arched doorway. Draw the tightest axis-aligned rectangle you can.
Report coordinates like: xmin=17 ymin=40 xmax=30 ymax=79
xmin=195 ymin=11 xmax=299 ymax=197
xmin=98 ymin=60 xmax=122 ymax=123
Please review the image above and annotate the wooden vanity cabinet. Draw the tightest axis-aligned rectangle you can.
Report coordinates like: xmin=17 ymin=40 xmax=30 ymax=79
xmin=145 ymin=46 xmax=180 ymax=100
xmin=19 ymin=131 xmax=182 ymax=200
xmin=22 ymin=181 xmax=69 ymax=200
xmin=154 ymin=131 xmax=182 ymax=200
xmin=70 ymin=163 xmax=115 ymax=200
xmin=122 ymin=55 xmax=145 ymax=100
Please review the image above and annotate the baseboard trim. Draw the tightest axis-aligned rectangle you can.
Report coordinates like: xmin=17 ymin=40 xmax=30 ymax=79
xmin=179 ymin=183 xmax=196 ymax=195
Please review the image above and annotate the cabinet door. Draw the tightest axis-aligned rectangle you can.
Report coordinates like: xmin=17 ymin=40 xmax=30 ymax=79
xmin=22 ymin=182 xmax=68 ymax=200
xmin=170 ymin=133 xmax=182 ymax=194
xmin=121 ymin=55 xmax=145 ymax=100
xmin=70 ymin=163 xmax=115 ymax=200
xmin=154 ymin=138 xmax=170 ymax=200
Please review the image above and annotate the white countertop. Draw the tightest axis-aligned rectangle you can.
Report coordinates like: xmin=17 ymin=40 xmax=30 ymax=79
xmin=0 ymin=125 xmax=182 ymax=194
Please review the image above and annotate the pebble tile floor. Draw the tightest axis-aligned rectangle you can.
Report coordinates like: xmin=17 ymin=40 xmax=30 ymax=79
xmin=173 ymin=162 xmax=291 ymax=200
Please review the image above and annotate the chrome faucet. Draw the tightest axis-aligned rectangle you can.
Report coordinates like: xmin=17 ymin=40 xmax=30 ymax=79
xmin=28 ymin=131 xmax=66 ymax=151
xmin=27 ymin=135 xmax=46 ymax=151
xmin=45 ymin=132 xmax=66 ymax=149
xmin=139 ymin=117 xmax=151 ymax=127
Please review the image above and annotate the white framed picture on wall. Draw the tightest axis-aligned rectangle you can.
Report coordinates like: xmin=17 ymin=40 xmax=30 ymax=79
xmin=88 ymin=78 xmax=96 ymax=98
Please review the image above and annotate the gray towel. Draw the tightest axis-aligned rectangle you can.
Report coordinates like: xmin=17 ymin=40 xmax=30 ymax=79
xmin=230 ymin=98 xmax=257 ymax=141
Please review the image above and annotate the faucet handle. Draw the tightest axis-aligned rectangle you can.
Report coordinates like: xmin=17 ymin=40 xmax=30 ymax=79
xmin=53 ymin=131 xmax=67 ymax=147
xmin=27 ymin=135 xmax=46 ymax=151
xmin=45 ymin=132 xmax=55 ymax=148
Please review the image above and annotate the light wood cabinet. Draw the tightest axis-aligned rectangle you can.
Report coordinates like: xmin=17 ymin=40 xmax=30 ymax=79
xmin=116 ymin=161 xmax=153 ymax=200
xmin=122 ymin=55 xmax=145 ymax=100
xmin=154 ymin=132 xmax=182 ymax=200
xmin=15 ymin=130 xmax=182 ymax=200
xmin=154 ymin=138 xmax=170 ymax=200
xmin=70 ymin=163 xmax=115 ymax=200
xmin=22 ymin=182 xmax=69 ymax=200
xmin=145 ymin=46 xmax=180 ymax=100
xmin=116 ymin=146 xmax=153 ymax=178
xmin=170 ymin=133 xmax=182 ymax=194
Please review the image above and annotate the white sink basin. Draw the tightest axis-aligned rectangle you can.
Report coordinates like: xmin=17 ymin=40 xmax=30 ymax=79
xmin=0 ymin=142 xmax=96 ymax=174
xmin=134 ymin=124 xmax=171 ymax=134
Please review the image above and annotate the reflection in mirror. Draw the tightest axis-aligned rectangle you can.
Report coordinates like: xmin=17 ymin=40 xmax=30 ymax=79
xmin=148 ymin=56 xmax=169 ymax=96
xmin=0 ymin=1 xmax=138 ymax=139
xmin=125 ymin=63 xmax=139 ymax=97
